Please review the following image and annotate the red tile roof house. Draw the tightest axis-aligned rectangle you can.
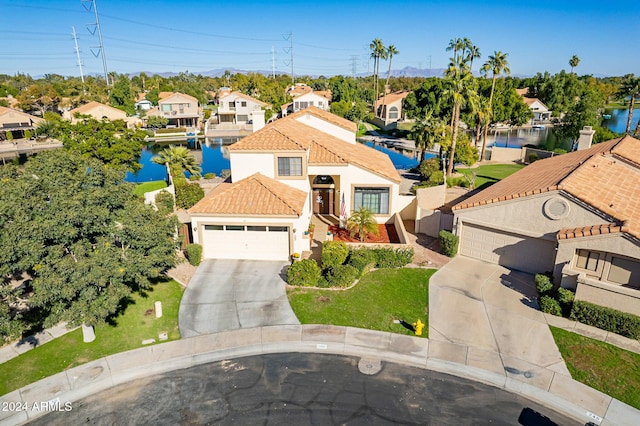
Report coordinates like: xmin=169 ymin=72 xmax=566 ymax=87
xmin=187 ymin=106 xmax=412 ymax=261
xmin=452 ymin=135 xmax=640 ymax=316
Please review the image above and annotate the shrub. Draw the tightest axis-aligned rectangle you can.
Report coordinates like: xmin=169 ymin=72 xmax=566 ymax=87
xmin=427 ymin=170 xmax=445 ymax=186
xmin=371 ymin=247 xmax=414 ymax=268
xmin=155 ymin=190 xmax=174 ymax=213
xmin=438 ymin=230 xmax=458 ymax=257
xmin=321 ymin=240 xmax=349 ymax=270
xmin=535 ymin=274 xmax=554 ymax=296
xmin=185 ymin=244 xmax=202 ymax=266
xmin=557 ymin=287 xmax=575 ymax=316
xmin=347 ymin=248 xmax=377 ymax=276
xmin=324 ymin=264 xmax=358 ymax=288
xmin=528 ymin=153 xmax=539 ymax=163
xmin=570 ymin=301 xmax=640 ymax=340
xmin=287 ymin=259 xmax=321 ymax=287
xmin=220 ymin=169 xmax=231 ymax=179
xmin=155 ymin=127 xmax=187 ymax=134
xmin=539 ymin=295 xmax=562 ymax=316
xmin=189 ymin=174 xmax=200 ymax=181
xmin=6 ymin=131 xmax=13 ymax=142
xmin=174 ymin=181 xmax=204 ymax=209
xmin=204 ymin=173 xmax=216 ymax=179
xmin=24 ymin=130 xmax=32 ymax=140
xmin=419 ymin=158 xmax=440 ymax=180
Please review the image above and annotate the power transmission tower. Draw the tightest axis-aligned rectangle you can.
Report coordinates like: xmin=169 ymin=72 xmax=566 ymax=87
xmin=350 ymin=55 xmax=358 ymax=76
xmin=271 ymin=46 xmax=276 ymax=79
xmin=82 ymin=0 xmax=109 ymax=85
xmin=71 ymin=27 xmax=85 ymax=91
xmin=283 ymin=32 xmax=294 ymax=85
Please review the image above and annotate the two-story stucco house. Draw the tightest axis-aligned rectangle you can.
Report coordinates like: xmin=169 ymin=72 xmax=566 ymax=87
xmin=452 ymin=135 xmax=640 ymax=316
xmin=146 ymin=92 xmax=200 ymax=128
xmin=215 ymin=91 xmax=270 ymax=125
xmin=188 ymin=107 xmax=404 ymax=261
xmin=281 ymin=84 xmax=332 ymax=116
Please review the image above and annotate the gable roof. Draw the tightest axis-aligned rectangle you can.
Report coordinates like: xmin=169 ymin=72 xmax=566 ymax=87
xmin=454 ymin=135 xmax=640 ymax=238
xmin=375 ymin=90 xmax=411 ymax=107
xmin=188 ymin=173 xmax=307 ymax=216
xmin=219 ymin=91 xmax=270 ymax=107
xmin=287 ymin=105 xmax=357 ymax=133
xmin=0 ymin=106 xmax=43 ymax=124
xmin=69 ymin=101 xmax=127 ymax=116
xmin=159 ymin=92 xmax=198 ymax=104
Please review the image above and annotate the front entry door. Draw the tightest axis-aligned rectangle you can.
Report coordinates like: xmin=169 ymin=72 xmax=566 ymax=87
xmin=313 ymin=189 xmax=334 ymax=215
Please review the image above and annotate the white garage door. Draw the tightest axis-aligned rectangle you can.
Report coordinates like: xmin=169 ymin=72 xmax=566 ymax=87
xmin=202 ymin=225 xmax=290 ymax=261
xmin=460 ymin=223 xmax=556 ymax=274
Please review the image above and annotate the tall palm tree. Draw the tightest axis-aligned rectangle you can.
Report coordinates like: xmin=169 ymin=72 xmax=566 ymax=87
xmin=369 ymin=38 xmax=387 ymax=114
xmin=446 ymin=38 xmax=464 ymax=62
xmin=380 ymin=44 xmax=399 ymax=120
xmin=411 ymin=108 xmax=447 ymax=162
xmin=479 ymin=51 xmax=510 ymax=160
xmin=569 ymin=55 xmax=580 ymax=74
xmin=617 ymin=75 xmax=640 ymax=134
xmin=443 ymin=58 xmax=478 ymax=176
xmin=466 ymin=44 xmax=481 ymax=72
xmin=152 ymin=145 xmax=202 ymax=176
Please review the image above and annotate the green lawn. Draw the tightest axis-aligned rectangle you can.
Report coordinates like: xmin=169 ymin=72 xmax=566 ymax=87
xmin=287 ymin=268 xmax=433 ymax=337
xmin=0 ymin=279 xmax=184 ymax=396
xmin=456 ymin=163 xmax=525 ymax=190
xmin=133 ymin=180 xmax=167 ymax=197
xmin=550 ymin=326 xmax=640 ymax=409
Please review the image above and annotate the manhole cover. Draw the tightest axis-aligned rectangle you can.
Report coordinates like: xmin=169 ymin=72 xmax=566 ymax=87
xmin=358 ymin=358 xmax=382 ymax=375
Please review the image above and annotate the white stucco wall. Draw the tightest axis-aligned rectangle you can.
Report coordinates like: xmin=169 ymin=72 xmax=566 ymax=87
xmin=294 ymin=114 xmax=355 ymax=144
xmin=230 ymin=152 xmax=276 ymax=181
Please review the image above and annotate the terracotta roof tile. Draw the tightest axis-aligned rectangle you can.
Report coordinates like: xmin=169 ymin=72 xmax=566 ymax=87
xmin=69 ymin=101 xmax=126 ymax=116
xmin=188 ymin=173 xmax=306 ymax=216
xmin=219 ymin=91 xmax=270 ymax=107
xmin=227 ymin=120 xmax=310 ymax=151
xmin=375 ymin=90 xmax=410 ymax=107
xmin=287 ymin=106 xmax=357 ymax=133
xmin=557 ymin=223 xmax=625 ymax=240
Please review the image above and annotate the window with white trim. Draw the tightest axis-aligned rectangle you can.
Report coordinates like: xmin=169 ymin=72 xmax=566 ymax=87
xmin=277 ymin=157 xmax=303 ymax=176
xmin=354 ymin=187 xmax=389 ymax=214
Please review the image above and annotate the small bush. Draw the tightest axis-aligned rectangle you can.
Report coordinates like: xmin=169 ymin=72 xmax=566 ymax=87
xmin=347 ymin=248 xmax=377 ymax=276
xmin=557 ymin=287 xmax=575 ymax=316
xmin=321 ymin=240 xmax=349 ymax=270
xmin=325 ymin=264 xmax=358 ymax=288
xmin=570 ymin=300 xmax=640 ymax=340
xmin=371 ymin=247 xmax=414 ymax=268
xmin=287 ymin=259 xmax=321 ymax=287
xmin=175 ymin=181 xmax=204 ymax=209
xmin=539 ymin=295 xmax=562 ymax=316
xmin=438 ymin=230 xmax=458 ymax=257
xmin=419 ymin=158 xmax=440 ymax=180
xmin=204 ymin=173 xmax=216 ymax=179
xmin=185 ymin=244 xmax=202 ymax=266
xmin=535 ymin=274 xmax=554 ymax=296
xmin=220 ymin=169 xmax=231 ymax=179
xmin=155 ymin=190 xmax=174 ymax=213
xmin=189 ymin=174 xmax=200 ymax=181
xmin=155 ymin=127 xmax=187 ymax=134
xmin=427 ymin=170 xmax=445 ymax=186
xmin=528 ymin=153 xmax=539 ymax=163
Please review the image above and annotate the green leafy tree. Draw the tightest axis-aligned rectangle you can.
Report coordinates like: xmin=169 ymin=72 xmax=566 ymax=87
xmin=145 ymin=88 xmax=160 ymax=106
xmin=0 ymin=150 xmax=178 ymax=341
xmin=109 ymin=75 xmax=135 ymax=115
xmin=146 ymin=115 xmax=169 ymax=129
xmin=5 ymin=131 xmax=13 ymax=142
xmin=152 ymin=145 xmax=202 ymax=176
xmin=617 ymin=75 xmax=640 ymax=134
xmin=347 ymin=207 xmax=379 ymax=242
xmin=479 ymin=51 xmax=510 ymax=160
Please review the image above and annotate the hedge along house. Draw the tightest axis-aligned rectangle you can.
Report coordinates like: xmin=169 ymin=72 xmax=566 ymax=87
xmin=187 ymin=106 xmax=407 ymax=261
xmin=452 ymin=135 xmax=640 ymax=316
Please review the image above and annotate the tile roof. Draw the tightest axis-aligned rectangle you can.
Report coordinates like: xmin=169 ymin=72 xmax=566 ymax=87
xmin=220 ymin=91 xmax=270 ymax=107
xmin=557 ymin=223 xmax=628 ymax=240
xmin=0 ymin=106 xmax=43 ymax=122
xmin=159 ymin=92 xmax=198 ymax=103
xmin=454 ymin=135 xmax=640 ymax=239
xmin=188 ymin=173 xmax=307 ymax=216
xmin=70 ymin=101 xmax=126 ymax=116
xmin=288 ymin=105 xmax=357 ymax=133
xmin=228 ymin=109 xmax=400 ymax=183
xmin=375 ymin=90 xmax=410 ymax=107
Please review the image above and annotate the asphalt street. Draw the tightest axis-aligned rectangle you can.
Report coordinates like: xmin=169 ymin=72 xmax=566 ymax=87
xmin=30 ymin=353 xmax=579 ymax=425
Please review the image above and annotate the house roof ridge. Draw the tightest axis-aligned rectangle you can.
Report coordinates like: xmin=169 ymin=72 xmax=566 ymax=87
xmin=557 ymin=221 xmax=627 ymax=240
xmin=250 ymin=173 xmax=302 ymax=215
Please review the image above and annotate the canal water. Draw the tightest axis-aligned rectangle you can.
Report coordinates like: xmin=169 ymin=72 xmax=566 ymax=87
xmin=126 ymin=108 xmax=637 ymax=183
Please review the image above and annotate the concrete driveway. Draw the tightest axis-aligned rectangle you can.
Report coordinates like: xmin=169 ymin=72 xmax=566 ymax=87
xmin=429 ymin=256 xmax=571 ymax=382
xmin=179 ymin=259 xmax=300 ymax=338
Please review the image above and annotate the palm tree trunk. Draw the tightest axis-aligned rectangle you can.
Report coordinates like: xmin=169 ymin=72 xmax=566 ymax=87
xmin=447 ymin=104 xmax=460 ymax=176
xmin=480 ymin=75 xmax=497 ymax=160
xmin=626 ymin=97 xmax=635 ymax=134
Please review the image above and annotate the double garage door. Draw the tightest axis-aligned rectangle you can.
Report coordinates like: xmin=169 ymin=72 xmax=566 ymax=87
xmin=202 ymin=224 xmax=290 ymax=261
xmin=460 ymin=223 xmax=556 ymax=274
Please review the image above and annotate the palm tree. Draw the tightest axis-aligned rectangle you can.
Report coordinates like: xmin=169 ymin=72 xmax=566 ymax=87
xmin=617 ymin=75 xmax=640 ymax=134
xmin=369 ymin=38 xmax=387 ymax=114
xmin=347 ymin=207 xmax=379 ymax=242
xmin=152 ymin=145 xmax=202 ymax=176
xmin=569 ymin=55 xmax=580 ymax=74
xmin=411 ymin=108 xmax=447 ymax=161
xmin=443 ymin=58 xmax=478 ymax=176
xmin=466 ymin=44 xmax=481 ymax=72
xmin=380 ymin=44 xmax=399 ymax=120
xmin=479 ymin=51 xmax=510 ymax=161
xmin=446 ymin=38 xmax=465 ymax=62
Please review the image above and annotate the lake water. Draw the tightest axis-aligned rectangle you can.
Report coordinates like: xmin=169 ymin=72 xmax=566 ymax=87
xmin=126 ymin=108 xmax=637 ymax=182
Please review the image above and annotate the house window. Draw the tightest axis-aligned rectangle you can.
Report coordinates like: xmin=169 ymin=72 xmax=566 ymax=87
xmin=388 ymin=106 xmax=399 ymax=119
xmin=204 ymin=225 xmax=223 ymax=230
xmin=237 ymin=115 xmax=249 ymax=122
xmin=225 ymin=225 xmax=245 ymax=231
xmin=229 ymin=101 xmax=236 ymax=108
xmin=160 ymin=104 xmax=172 ymax=112
xmin=354 ymin=187 xmax=389 ymax=214
xmin=607 ymin=256 xmax=640 ymax=287
xmin=299 ymin=102 xmax=308 ymax=109
xmin=277 ymin=157 xmax=303 ymax=176
xmin=575 ymin=249 xmax=600 ymax=272
xmin=241 ymin=101 xmax=247 ymax=107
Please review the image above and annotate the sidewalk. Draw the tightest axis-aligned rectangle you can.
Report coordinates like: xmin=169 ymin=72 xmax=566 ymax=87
xmin=0 ymin=323 xmax=76 ymax=364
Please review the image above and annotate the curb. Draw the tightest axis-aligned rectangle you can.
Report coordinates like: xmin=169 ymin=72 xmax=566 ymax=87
xmin=1 ymin=325 xmax=638 ymax=426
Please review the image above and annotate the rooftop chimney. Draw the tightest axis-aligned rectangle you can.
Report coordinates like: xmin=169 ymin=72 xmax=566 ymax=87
xmin=576 ymin=126 xmax=595 ymax=151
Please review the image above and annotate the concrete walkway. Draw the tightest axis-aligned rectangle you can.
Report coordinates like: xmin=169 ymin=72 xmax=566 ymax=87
xmin=178 ymin=259 xmax=299 ymax=338
xmin=429 ymin=256 xmax=571 ymax=384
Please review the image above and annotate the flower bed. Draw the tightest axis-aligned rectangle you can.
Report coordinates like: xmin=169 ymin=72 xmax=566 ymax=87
xmin=329 ymin=224 xmax=400 ymax=244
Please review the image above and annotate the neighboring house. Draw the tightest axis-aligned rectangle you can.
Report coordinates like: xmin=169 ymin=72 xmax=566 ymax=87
xmin=215 ymin=91 xmax=270 ymax=125
xmin=188 ymin=106 xmax=405 ymax=261
xmin=63 ymin=101 xmax=128 ymax=123
xmin=374 ymin=90 xmax=411 ymax=128
xmin=517 ymin=88 xmax=552 ymax=122
xmin=452 ymin=135 xmax=640 ymax=316
xmin=281 ymin=85 xmax=332 ymax=116
xmin=134 ymin=94 xmax=153 ymax=111
xmin=0 ymin=106 xmax=43 ymax=138
xmin=146 ymin=92 xmax=200 ymax=128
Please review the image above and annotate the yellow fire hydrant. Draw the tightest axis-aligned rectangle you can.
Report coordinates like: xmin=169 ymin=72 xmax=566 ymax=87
xmin=413 ymin=319 xmax=424 ymax=336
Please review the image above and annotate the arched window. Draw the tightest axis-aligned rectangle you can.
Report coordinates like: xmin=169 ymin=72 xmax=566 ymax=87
xmin=313 ymin=175 xmax=334 ymax=185
xmin=389 ymin=106 xmax=399 ymax=119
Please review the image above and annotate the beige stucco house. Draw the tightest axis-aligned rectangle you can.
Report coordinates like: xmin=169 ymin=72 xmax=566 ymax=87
xmin=188 ymin=106 xmax=406 ymax=261
xmin=215 ymin=91 xmax=270 ymax=126
xmin=0 ymin=106 xmax=43 ymax=138
xmin=63 ymin=101 xmax=127 ymax=123
xmin=374 ymin=90 xmax=411 ymax=128
xmin=146 ymin=92 xmax=200 ymax=128
xmin=281 ymin=84 xmax=332 ymax=116
xmin=452 ymin=135 xmax=640 ymax=316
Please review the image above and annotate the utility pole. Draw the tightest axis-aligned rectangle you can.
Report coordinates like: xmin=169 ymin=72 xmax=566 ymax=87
xmin=350 ymin=55 xmax=358 ymax=77
xmin=72 ymin=27 xmax=85 ymax=92
xmin=271 ymin=46 xmax=276 ymax=79
xmin=82 ymin=0 xmax=109 ymax=85
xmin=283 ymin=32 xmax=294 ymax=85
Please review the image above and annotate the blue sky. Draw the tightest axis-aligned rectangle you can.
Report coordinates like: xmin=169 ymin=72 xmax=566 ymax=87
xmin=1 ymin=0 xmax=638 ymax=78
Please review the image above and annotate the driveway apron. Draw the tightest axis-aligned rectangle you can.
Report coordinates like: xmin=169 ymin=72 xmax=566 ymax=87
xmin=429 ymin=256 xmax=570 ymax=380
xmin=179 ymin=259 xmax=300 ymax=338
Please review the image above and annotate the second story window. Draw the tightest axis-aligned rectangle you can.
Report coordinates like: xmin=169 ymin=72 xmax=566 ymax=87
xmin=277 ymin=157 xmax=303 ymax=177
